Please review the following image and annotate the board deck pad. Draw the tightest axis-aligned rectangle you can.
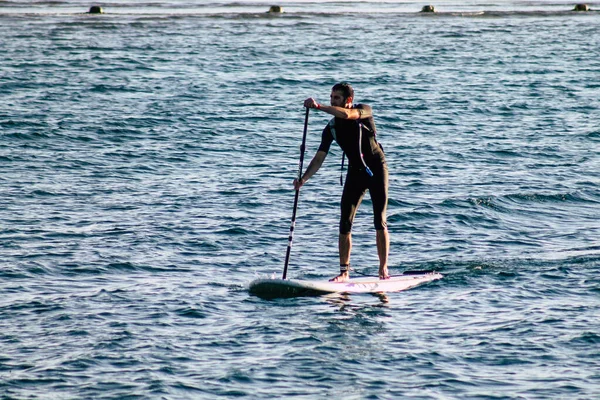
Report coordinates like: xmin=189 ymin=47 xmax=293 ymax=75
xmin=249 ymin=271 xmax=442 ymax=299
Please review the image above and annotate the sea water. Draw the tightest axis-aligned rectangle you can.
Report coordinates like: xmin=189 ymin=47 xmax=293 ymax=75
xmin=1 ymin=0 xmax=599 ymax=398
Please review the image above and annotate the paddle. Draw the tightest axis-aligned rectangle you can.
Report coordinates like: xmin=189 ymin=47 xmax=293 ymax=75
xmin=282 ymin=107 xmax=310 ymax=279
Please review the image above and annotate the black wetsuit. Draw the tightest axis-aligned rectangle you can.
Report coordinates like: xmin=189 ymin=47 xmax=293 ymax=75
xmin=317 ymin=104 xmax=388 ymax=234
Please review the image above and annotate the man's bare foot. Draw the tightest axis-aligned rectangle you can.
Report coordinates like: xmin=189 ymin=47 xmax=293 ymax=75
xmin=379 ymin=267 xmax=390 ymax=280
xmin=329 ymin=272 xmax=349 ymax=282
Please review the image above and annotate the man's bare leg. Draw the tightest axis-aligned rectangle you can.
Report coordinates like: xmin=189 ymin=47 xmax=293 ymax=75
xmin=376 ymin=229 xmax=390 ymax=279
xmin=330 ymin=232 xmax=351 ymax=282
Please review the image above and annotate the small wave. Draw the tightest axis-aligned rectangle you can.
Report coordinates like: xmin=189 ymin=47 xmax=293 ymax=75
xmin=3 ymin=299 xmax=65 ymax=314
xmin=569 ymin=332 xmax=600 ymax=345
xmin=426 ymin=191 xmax=598 ymax=216
xmin=0 ymin=267 xmax=31 ymax=279
xmin=588 ymin=130 xmax=600 ymax=139
xmin=215 ymin=227 xmax=250 ymax=235
xmin=29 ymin=189 xmax=61 ymax=197
xmin=174 ymin=306 xmax=207 ymax=319
xmin=504 ymin=191 xmax=595 ymax=205
xmin=89 ymin=84 xmax=146 ymax=93
xmin=58 ymin=262 xmax=180 ymax=276
xmin=104 ymin=262 xmax=165 ymax=272
xmin=0 ymin=118 xmax=47 ymax=127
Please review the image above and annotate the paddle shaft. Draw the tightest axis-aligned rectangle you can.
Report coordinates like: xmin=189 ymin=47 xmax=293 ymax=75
xmin=282 ymin=107 xmax=310 ymax=279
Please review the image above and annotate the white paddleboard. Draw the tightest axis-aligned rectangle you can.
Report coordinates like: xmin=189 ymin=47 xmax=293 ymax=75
xmin=249 ymin=271 xmax=442 ymax=299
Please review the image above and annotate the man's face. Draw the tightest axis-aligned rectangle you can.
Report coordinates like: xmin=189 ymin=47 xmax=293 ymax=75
xmin=330 ymin=90 xmax=351 ymax=108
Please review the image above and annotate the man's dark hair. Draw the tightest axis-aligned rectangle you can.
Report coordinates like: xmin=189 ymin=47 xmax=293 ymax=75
xmin=332 ymin=82 xmax=354 ymax=101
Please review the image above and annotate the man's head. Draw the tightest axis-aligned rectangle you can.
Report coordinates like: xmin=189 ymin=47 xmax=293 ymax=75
xmin=331 ymin=82 xmax=354 ymax=108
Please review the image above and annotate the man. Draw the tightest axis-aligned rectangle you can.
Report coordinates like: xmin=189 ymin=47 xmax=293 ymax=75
xmin=293 ymin=82 xmax=390 ymax=282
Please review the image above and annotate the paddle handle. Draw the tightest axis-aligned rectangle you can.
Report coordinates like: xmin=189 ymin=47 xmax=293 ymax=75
xmin=282 ymin=107 xmax=310 ymax=279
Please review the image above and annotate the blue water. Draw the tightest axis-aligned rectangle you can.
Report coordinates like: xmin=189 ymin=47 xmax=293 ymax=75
xmin=1 ymin=0 xmax=599 ymax=398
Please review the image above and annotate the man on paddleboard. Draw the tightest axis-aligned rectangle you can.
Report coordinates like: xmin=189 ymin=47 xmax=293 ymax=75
xmin=293 ymin=82 xmax=390 ymax=282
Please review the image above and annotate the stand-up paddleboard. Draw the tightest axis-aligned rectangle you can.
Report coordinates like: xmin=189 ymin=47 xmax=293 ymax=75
xmin=249 ymin=271 xmax=442 ymax=299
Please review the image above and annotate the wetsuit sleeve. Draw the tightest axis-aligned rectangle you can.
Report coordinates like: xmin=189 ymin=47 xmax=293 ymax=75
xmin=356 ymin=103 xmax=372 ymax=119
xmin=317 ymin=124 xmax=334 ymax=154
xmin=356 ymin=104 xmax=376 ymax=134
